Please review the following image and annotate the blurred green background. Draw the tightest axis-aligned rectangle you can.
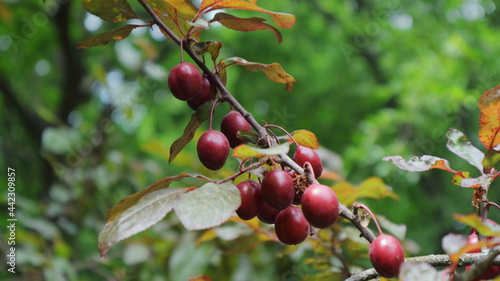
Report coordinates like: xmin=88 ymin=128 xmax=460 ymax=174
xmin=1 ymin=0 xmax=500 ymax=280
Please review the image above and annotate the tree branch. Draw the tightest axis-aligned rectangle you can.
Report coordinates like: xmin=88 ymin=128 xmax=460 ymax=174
xmin=52 ymin=1 xmax=88 ymax=121
xmin=346 ymin=253 xmax=500 ymax=281
xmin=137 ymin=0 xmax=380 ymax=247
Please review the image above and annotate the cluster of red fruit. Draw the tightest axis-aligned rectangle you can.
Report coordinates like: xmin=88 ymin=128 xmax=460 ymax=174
xmin=168 ymin=62 xmax=252 ymax=170
xmin=235 ymin=147 xmax=341 ymax=245
xmin=167 ymin=61 xmax=406 ymax=278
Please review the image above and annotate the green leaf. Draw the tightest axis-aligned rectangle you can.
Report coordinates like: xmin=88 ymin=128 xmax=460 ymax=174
xmin=199 ymin=0 xmax=296 ymax=29
xmin=382 ymin=155 xmax=460 ymax=174
xmin=236 ymin=130 xmax=259 ymax=144
xmin=482 ymin=149 xmax=500 ymax=170
xmin=193 ymin=41 xmax=223 ymax=64
xmin=169 ymin=111 xmax=209 ymax=163
xmin=233 ymin=142 xmax=290 ymax=161
xmin=174 ymin=182 xmax=241 ymax=231
xmin=77 ymin=25 xmax=141 ymax=49
xmin=83 ymin=0 xmax=138 ymax=23
xmin=454 ymin=213 xmax=500 ymax=237
xmin=212 ymin=13 xmax=282 ymax=44
xmin=446 ymin=128 xmax=484 ymax=172
xmin=99 ymin=187 xmax=188 ymax=257
xmin=332 ymin=177 xmax=399 ymax=206
xmin=478 ymin=84 xmax=500 ymax=150
xmin=232 ymin=144 xmax=265 ymax=161
xmin=106 ymin=174 xmax=192 ymax=222
xmin=223 ymin=57 xmax=295 ymax=91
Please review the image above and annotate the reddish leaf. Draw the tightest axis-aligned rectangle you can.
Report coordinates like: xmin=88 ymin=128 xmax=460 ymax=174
xmin=83 ymin=0 xmax=138 ymax=23
xmin=147 ymin=0 xmax=197 ymax=19
xmin=188 ymin=275 xmax=213 ymax=281
xmin=223 ymin=57 xmax=295 ymax=91
xmin=77 ymin=25 xmax=140 ymax=49
xmin=149 ymin=0 xmax=200 ymax=41
xmin=478 ymin=84 xmax=500 ymax=150
xmin=106 ymin=173 xmax=192 ymax=221
xmin=169 ymin=110 xmax=209 ymax=163
xmin=212 ymin=13 xmax=283 ymax=44
xmin=199 ymin=0 xmax=295 ymax=29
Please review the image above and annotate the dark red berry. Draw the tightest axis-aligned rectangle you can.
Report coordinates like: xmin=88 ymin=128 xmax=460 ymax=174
xmin=257 ymin=201 xmax=280 ymax=224
xmin=275 ymin=205 xmax=310 ymax=245
xmin=187 ymin=74 xmax=216 ymax=110
xmin=369 ymin=234 xmax=405 ymax=278
xmin=261 ymin=169 xmax=295 ymax=210
xmin=168 ymin=62 xmax=203 ymax=101
xmin=301 ymin=183 xmax=339 ymax=228
xmin=220 ymin=111 xmax=252 ymax=148
xmin=196 ymin=130 xmax=229 ymax=170
xmin=293 ymin=146 xmax=323 ymax=178
xmin=236 ymin=180 xmax=263 ymax=220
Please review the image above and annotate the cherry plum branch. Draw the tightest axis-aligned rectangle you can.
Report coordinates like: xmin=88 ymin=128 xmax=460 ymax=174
xmin=136 ymin=0 xmax=377 ymax=249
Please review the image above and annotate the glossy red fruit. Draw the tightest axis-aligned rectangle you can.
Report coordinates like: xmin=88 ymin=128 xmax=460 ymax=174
xmin=196 ymin=130 xmax=230 ymax=170
xmin=369 ymin=234 xmax=405 ymax=278
xmin=261 ymin=169 xmax=295 ymax=210
xmin=220 ymin=111 xmax=252 ymax=148
xmin=236 ymin=180 xmax=263 ymax=220
xmin=274 ymin=205 xmax=310 ymax=245
xmin=168 ymin=62 xmax=203 ymax=101
xmin=187 ymin=74 xmax=216 ymax=110
xmin=293 ymin=146 xmax=323 ymax=178
xmin=257 ymin=201 xmax=280 ymax=224
xmin=301 ymin=183 xmax=339 ymax=228
xmin=465 ymin=233 xmax=500 ymax=280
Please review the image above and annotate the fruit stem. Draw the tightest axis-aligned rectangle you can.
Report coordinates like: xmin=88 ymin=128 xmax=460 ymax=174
xmin=264 ymin=124 xmax=299 ymax=146
xmin=208 ymin=98 xmax=221 ymax=130
xmin=354 ymin=203 xmax=383 ymax=236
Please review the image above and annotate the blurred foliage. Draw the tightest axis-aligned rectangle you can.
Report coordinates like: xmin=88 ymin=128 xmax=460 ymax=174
xmin=1 ymin=0 xmax=500 ymax=280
